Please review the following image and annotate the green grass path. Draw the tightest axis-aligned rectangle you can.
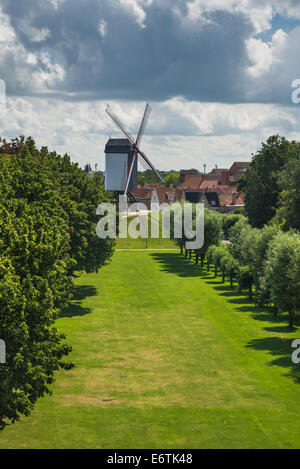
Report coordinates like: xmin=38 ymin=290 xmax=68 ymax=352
xmin=1 ymin=251 xmax=300 ymax=448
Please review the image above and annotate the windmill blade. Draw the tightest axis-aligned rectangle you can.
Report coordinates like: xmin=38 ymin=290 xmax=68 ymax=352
xmin=105 ymin=104 xmax=135 ymax=145
xmin=136 ymin=148 xmax=164 ymax=184
xmin=137 ymin=153 xmax=149 ymax=172
xmin=135 ymin=102 xmax=152 ymax=148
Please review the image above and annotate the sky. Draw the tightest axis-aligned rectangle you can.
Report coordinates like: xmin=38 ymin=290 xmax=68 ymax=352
xmin=1 ymin=0 xmax=300 ymax=172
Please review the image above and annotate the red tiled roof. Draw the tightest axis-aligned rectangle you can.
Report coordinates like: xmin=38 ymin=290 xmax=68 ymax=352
xmin=176 ymin=175 xmax=203 ymax=190
xmin=132 ymin=188 xmax=154 ymax=199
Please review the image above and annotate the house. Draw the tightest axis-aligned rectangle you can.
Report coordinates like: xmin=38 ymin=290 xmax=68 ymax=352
xmin=174 ymin=161 xmax=249 ymax=212
xmin=131 ymin=188 xmax=159 ymax=210
xmin=227 ymin=162 xmax=250 ymax=184
xmin=131 ymin=185 xmax=176 ymax=211
xmin=179 ymin=169 xmax=200 ymax=184
xmin=200 ymin=192 xmax=220 ymax=210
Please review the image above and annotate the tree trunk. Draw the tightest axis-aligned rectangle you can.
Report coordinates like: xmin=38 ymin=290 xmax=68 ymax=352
xmin=180 ymin=245 xmax=183 ymax=254
xmin=185 ymin=249 xmax=187 ymax=258
xmin=207 ymin=262 xmax=210 ymax=272
xmin=274 ymin=303 xmax=278 ymax=317
xmin=222 ymin=273 xmax=225 ymax=283
xmin=230 ymin=278 xmax=233 ymax=288
xmin=215 ymin=265 xmax=218 ymax=278
xmin=249 ymin=283 xmax=253 ymax=300
xmin=195 ymin=254 xmax=198 ymax=265
xmin=201 ymin=255 xmax=204 ymax=268
xmin=189 ymin=250 xmax=192 ymax=259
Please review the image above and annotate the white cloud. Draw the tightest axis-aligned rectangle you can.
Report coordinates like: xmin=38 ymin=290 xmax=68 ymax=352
xmin=246 ymin=28 xmax=287 ymax=77
xmin=0 ymin=9 xmax=16 ymax=43
xmin=98 ymin=20 xmax=108 ymax=39
xmin=49 ymin=0 xmax=65 ymax=9
xmin=1 ymin=96 xmax=299 ymax=172
xmin=117 ymin=0 xmax=147 ymax=27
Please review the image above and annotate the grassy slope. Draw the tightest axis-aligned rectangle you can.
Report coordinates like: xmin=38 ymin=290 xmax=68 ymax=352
xmin=1 ymin=251 xmax=300 ymax=448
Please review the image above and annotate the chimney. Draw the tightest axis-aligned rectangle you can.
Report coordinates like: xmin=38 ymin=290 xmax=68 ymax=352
xmin=221 ymin=170 xmax=229 ymax=186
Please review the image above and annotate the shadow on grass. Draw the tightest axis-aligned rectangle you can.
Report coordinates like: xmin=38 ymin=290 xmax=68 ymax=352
xmin=60 ymin=284 xmax=97 ymax=318
xmin=246 ymin=336 xmax=300 ymax=383
xmin=151 ymin=251 xmax=300 ymax=384
xmin=150 ymin=253 xmax=206 ymax=278
xmin=73 ymin=285 xmax=98 ymax=301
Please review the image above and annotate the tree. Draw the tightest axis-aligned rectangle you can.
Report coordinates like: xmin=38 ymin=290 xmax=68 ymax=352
xmin=206 ymin=245 xmax=215 ymax=272
xmin=0 ymin=141 xmax=115 ymax=274
xmin=276 ymin=157 xmax=300 ymax=231
xmin=164 ymin=171 xmax=180 ymax=188
xmin=0 ymin=136 xmax=115 ymax=427
xmin=0 ymin=201 xmax=73 ymax=428
xmin=253 ymin=224 xmax=280 ymax=288
xmin=222 ymin=214 xmax=245 ymax=240
xmin=224 ymin=255 xmax=240 ymax=287
xmin=0 ymin=135 xmax=25 ymax=154
xmin=228 ymin=219 xmax=259 ymax=270
xmin=238 ymin=266 xmax=254 ymax=299
xmin=167 ymin=201 xmax=190 ymax=254
xmin=137 ymin=169 xmax=160 ymax=186
xmin=238 ymin=136 xmax=300 ymax=228
xmin=195 ymin=210 xmax=222 ymax=267
xmin=211 ymin=244 xmax=228 ymax=278
xmin=264 ymin=232 xmax=300 ymax=327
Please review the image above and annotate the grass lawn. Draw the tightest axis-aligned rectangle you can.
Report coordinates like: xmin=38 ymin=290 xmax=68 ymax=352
xmin=115 ymin=212 xmax=177 ymax=249
xmin=1 ymin=250 xmax=300 ymax=448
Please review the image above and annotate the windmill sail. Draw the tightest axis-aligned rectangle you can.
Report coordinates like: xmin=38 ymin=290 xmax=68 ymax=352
xmin=136 ymin=103 xmax=152 ymax=148
xmin=105 ymin=105 xmax=135 ymax=145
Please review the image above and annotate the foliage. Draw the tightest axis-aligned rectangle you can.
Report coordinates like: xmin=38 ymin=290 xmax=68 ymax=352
xmin=0 ymin=202 xmax=73 ymax=427
xmin=224 ymin=255 xmax=240 ymax=287
xmin=163 ymin=171 xmax=180 ymax=188
xmin=210 ymin=244 xmax=228 ymax=277
xmin=276 ymin=157 xmax=300 ymax=232
xmin=0 ymin=136 xmax=115 ymax=427
xmin=195 ymin=210 xmax=222 ymax=265
xmin=238 ymin=135 xmax=300 ymax=228
xmin=222 ymin=214 xmax=246 ymax=240
xmin=264 ymin=232 xmax=300 ymax=327
xmin=237 ymin=265 xmax=254 ymax=299
xmin=137 ymin=169 xmax=159 ymax=186
xmin=137 ymin=170 xmax=179 ymax=188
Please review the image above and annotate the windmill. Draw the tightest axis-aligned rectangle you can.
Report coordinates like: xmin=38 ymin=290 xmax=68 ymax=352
xmin=104 ymin=103 xmax=164 ymax=200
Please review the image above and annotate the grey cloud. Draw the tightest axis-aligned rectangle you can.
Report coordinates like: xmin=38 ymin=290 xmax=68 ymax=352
xmin=1 ymin=0 xmax=254 ymax=102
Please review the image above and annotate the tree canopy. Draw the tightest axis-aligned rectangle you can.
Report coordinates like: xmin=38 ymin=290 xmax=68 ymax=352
xmin=238 ymin=135 xmax=300 ymax=228
xmin=0 ymin=136 xmax=115 ymax=428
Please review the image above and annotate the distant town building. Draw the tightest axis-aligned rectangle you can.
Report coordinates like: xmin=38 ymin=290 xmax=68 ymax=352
xmin=132 ymin=185 xmax=176 ymax=211
xmin=179 ymin=169 xmax=200 ymax=185
xmin=84 ymin=163 xmax=94 ymax=178
xmin=175 ymin=161 xmax=250 ymax=212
